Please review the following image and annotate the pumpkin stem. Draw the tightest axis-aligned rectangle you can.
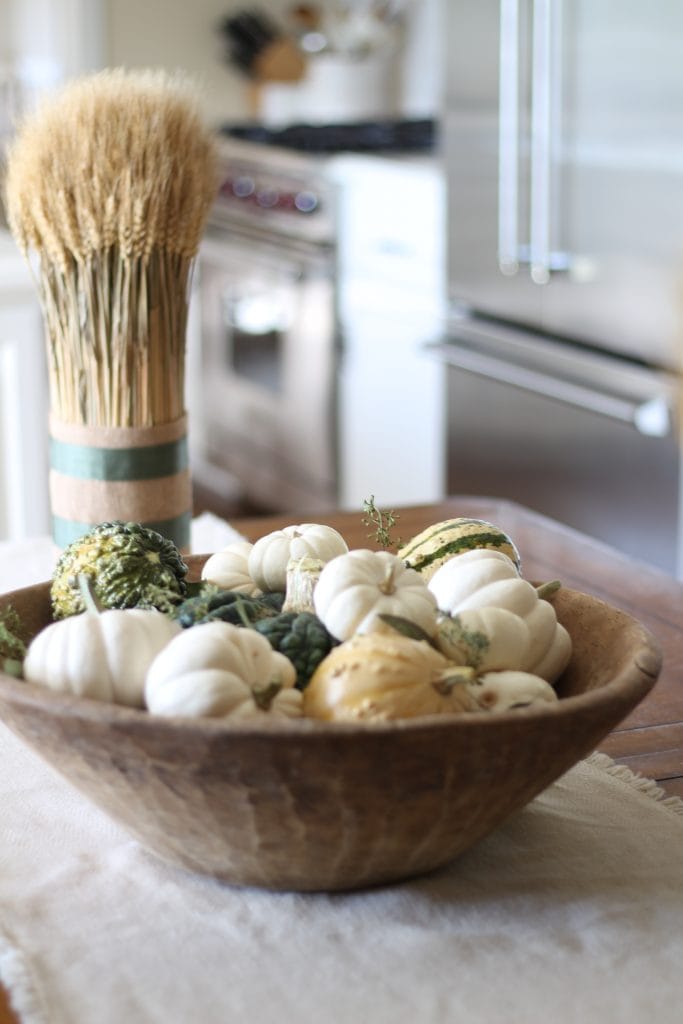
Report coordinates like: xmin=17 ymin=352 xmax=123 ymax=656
xmin=283 ymin=555 xmax=322 ymax=614
xmin=432 ymin=666 xmax=476 ymax=696
xmin=379 ymin=562 xmax=397 ymax=595
xmin=252 ymin=680 xmax=282 ymax=710
xmin=536 ymin=580 xmax=562 ymax=600
xmin=77 ymin=573 xmax=105 ymax=615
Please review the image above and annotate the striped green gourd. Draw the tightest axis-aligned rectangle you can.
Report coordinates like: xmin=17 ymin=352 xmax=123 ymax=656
xmin=398 ymin=518 xmax=521 ymax=580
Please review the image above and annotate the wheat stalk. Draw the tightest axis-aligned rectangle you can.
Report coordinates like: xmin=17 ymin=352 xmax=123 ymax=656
xmin=3 ymin=68 xmax=218 ymax=427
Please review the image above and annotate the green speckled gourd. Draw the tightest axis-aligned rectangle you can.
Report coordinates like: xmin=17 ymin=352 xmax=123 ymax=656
xmin=51 ymin=521 xmax=188 ymax=619
xmin=0 ymin=606 xmax=27 ymax=661
xmin=175 ymin=586 xmax=285 ymax=628
xmin=398 ymin=518 xmax=521 ymax=581
xmin=0 ymin=605 xmax=27 ymax=677
xmin=254 ymin=611 xmax=338 ymax=689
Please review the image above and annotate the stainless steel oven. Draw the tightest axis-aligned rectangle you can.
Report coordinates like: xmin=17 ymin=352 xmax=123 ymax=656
xmin=191 ymin=134 xmax=446 ymax=516
xmin=193 ymin=141 xmax=339 ymax=512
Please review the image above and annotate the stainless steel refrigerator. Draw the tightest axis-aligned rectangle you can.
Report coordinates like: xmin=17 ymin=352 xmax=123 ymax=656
xmin=433 ymin=0 xmax=683 ymax=577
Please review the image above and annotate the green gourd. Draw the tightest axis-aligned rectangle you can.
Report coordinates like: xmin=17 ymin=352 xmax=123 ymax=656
xmin=254 ymin=611 xmax=338 ymax=689
xmin=0 ymin=605 xmax=27 ymax=678
xmin=398 ymin=518 xmax=521 ymax=580
xmin=51 ymin=520 xmax=188 ymax=619
xmin=175 ymin=586 xmax=285 ymax=628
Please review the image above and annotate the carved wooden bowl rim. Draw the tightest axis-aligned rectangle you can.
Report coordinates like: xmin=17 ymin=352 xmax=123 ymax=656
xmin=0 ymin=578 xmax=663 ymax=735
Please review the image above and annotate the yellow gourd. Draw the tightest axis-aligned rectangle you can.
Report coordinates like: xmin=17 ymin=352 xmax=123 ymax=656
xmin=303 ymin=634 xmax=558 ymax=722
xmin=303 ymin=633 xmax=479 ymax=722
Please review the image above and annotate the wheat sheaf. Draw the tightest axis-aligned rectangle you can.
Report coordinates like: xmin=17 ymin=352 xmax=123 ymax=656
xmin=4 ymin=68 xmax=218 ymax=428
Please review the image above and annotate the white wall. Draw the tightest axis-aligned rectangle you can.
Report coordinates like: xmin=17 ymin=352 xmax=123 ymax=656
xmin=1 ymin=0 xmax=312 ymax=126
xmin=105 ymin=0 xmax=311 ymax=127
xmin=2 ymin=1 xmax=442 ymax=128
xmin=1 ymin=0 xmax=104 ymax=97
xmin=0 ymin=235 xmax=50 ymax=540
xmin=104 ymin=0 xmax=442 ymax=127
xmin=400 ymin=0 xmax=442 ymax=117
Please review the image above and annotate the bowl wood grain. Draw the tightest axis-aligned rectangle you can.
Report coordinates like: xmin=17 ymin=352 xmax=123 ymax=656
xmin=0 ymin=557 xmax=662 ymax=891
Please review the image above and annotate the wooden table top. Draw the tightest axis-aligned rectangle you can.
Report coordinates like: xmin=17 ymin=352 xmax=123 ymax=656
xmin=1 ymin=496 xmax=681 ymax=1024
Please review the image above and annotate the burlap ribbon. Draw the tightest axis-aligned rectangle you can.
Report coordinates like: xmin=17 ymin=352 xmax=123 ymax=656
xmin=48 ymin=415 xmax=191 ymax=550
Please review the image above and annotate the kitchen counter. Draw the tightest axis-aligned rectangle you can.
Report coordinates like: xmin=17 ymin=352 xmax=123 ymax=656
xmin=1 ymin=495 xmax=681 ymax=1024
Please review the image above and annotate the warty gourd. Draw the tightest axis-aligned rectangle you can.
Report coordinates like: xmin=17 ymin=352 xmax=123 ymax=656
xmin=50 ymin=520 xmax=188 ymax=619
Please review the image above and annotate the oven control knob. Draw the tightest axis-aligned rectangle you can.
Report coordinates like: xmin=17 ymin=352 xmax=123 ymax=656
xmin=256 ymin=187 xmax=279 ymax=208
xmin=227 ymin=175 xmax=255 ymax=198
xmin=294 ymin=190 xmax=318 ymax=213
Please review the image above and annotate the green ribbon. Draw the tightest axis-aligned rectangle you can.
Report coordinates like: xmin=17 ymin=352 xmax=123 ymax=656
xmin=52 ymin=512 xmax=192 ymax=550
xmin=49 ymin=435 xmax=188 ymax=481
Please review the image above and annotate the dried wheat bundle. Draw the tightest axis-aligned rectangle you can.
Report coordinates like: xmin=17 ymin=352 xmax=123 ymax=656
xmin=4 ymin=67 xmax=218 ymax=427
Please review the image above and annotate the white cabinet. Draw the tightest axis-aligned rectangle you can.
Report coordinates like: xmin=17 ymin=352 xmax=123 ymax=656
xmin=330 ymin=155 xmax=447 ymax=511
xmin=0 ymin=234 xmax=49 ymax=540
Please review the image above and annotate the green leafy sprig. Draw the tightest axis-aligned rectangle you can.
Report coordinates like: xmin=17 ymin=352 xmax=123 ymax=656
xmin=362 ymin=495 xmax=402 ymax=551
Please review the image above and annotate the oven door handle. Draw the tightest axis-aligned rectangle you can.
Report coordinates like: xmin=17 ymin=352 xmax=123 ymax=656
xmin=425 ymin=341 xmax=673 ymax=437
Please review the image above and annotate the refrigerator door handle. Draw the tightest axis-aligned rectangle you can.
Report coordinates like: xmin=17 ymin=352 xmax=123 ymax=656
xmin=498 ymin=0 xmax=521 ymax=275
xmin=529 ymin=0 xmax=552 ymax=283
xmin=528 ymin=0 xmax=571 ymax=283
xmin=425 ymin=341 xmax=673 ymax=436
xmin=498 ymin=0 xmax=572 ymax=282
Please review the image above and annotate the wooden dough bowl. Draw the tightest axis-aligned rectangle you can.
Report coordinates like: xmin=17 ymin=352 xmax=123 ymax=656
xmin=0 ymin=557 xmax=662 ymax=892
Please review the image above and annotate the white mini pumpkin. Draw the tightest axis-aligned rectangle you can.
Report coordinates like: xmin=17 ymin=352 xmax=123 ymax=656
xmin=201 ymin=540 xmax=261 ymax=595
xmin=428 ymin=548 xmax=571 ymax=683
xmin=428 ymin=548 xmax=521 ymax=608
xmin=313 ymin=548 xmax=438 ymax=642
xmin=23 ymin=606 xmax=181 ymax=707
xmin=248 ymin=523 xmax=348 ymax=593
xmin=144 ymin=621 xmax=302 ymax=719
xmin=467 ymin=669 xmax=559 ymax=712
